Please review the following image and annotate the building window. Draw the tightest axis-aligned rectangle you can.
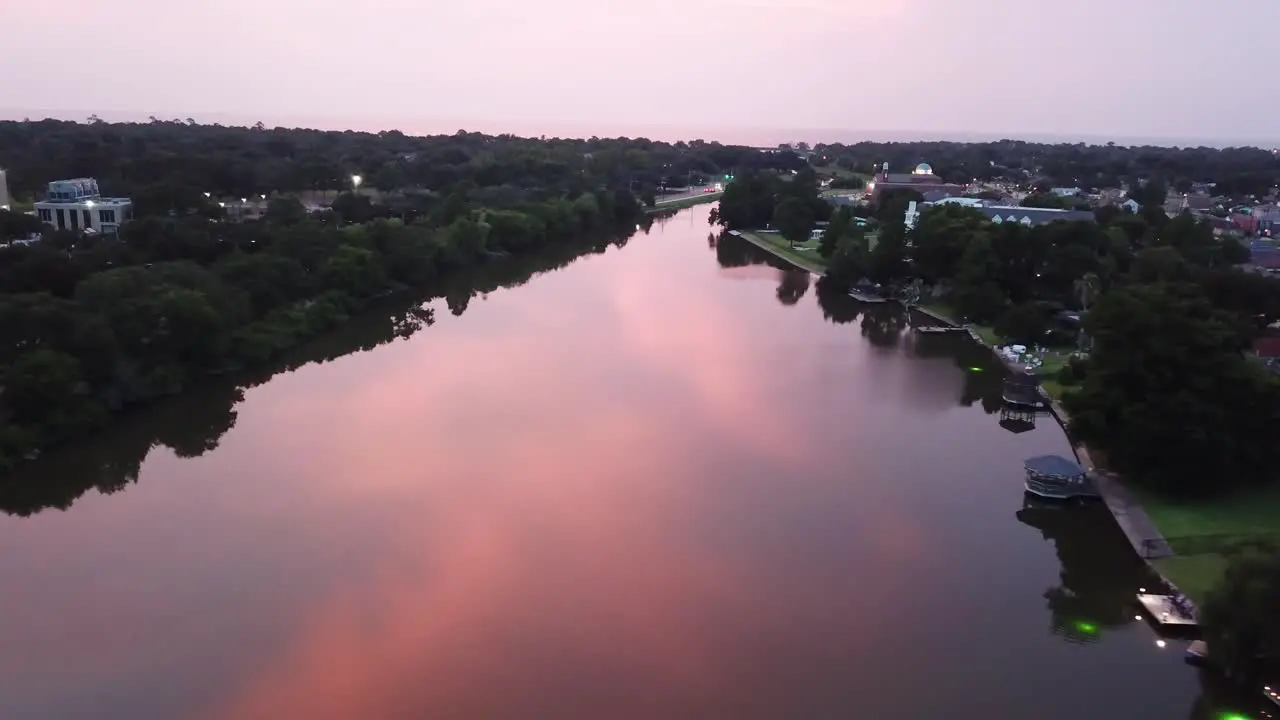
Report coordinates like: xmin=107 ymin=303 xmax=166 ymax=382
xmin=38 ymin=208 xmax=52 ymax=222
xmin=55 ymin=208 xmax=66 ymax=229
xmin=83 ymin=210 xmax=93 ymax=227
xmin=99 ymin=209 xmax=116 ymax=224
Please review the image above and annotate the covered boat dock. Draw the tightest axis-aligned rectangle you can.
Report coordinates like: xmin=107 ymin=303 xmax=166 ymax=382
xmin=1023 ymin=455 xmax=1099 ymax=500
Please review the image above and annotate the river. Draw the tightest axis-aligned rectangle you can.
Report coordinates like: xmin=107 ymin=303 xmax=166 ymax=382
xmin=0 ymin=204 xmax=1238 ymax=718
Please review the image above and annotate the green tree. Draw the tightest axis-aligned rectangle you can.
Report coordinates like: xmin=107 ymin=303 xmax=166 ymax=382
xmin=774 ymin=196 xmax=814 ymax=248
xmin=825 ymin=232 xmax=870 ymax=286
xmin=1020 ymin=192 xmax=1067 ymax=209
xmin=819 ymin=207 xmax=852 ymax=258
xmin=265 ymin=197 xmax=307 ymax=225
xmin=867 ymin=219 xmax=910 ymax=285
xmin=994 ymin=302 xmax=1053 ymax=347
xmin=1063 ymin=284 xmax=1280 ymax=496
xmin=1201 ymin=553 xmax=1280 ymax=683
xmin=949 ymin=232 xmax=1007 ymax=322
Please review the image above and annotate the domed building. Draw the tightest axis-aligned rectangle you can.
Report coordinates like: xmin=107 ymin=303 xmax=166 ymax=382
xmin=865 ymin=160 xmax=965 ymax=206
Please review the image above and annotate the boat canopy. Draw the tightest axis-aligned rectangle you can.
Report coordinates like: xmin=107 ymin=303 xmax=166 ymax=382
xmin=1024 ymin=455 xmax=1084 ymax=478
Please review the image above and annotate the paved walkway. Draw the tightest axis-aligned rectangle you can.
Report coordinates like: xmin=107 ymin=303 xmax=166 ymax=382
xmin=1040 ymin=399 xmax=1174 ymax=560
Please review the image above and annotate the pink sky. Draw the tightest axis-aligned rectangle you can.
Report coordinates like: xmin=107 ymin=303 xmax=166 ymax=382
xmin=2 ymin=0 xmax=1277 ymax=144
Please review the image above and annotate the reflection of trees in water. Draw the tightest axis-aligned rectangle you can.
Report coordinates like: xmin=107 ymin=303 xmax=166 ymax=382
xmin=0 ymin=379 xmax=244 ymax=516
xmin=1016 ymin=498 xmax=1162 ymax=645
xmin=859 ymin=305 xmax=909 ymax=348
xmin=775 ymin=270 xmax=811 ymax=306
xmin=0 ymin=231 xmax=628 ymax=517
xmin=712 ymin=232 xmax=794 ymax=271
xmin=909 ymin=333 xmax=1004 ymax=414
xmin=815 ymin=277 xmax=862 ymax=325
xmin=1186 ymin=670 xmax=1275 ymax=720
xmin=715 ymin=233 xmax=753 ymax=268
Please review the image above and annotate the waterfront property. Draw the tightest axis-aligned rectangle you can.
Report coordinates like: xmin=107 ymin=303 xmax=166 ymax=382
xmin=32 ymin=178 xmax=132 ymax=234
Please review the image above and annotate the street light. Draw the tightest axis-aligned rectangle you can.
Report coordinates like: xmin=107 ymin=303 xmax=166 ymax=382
xmin=351 ymin=174 xmax=363 ymax=193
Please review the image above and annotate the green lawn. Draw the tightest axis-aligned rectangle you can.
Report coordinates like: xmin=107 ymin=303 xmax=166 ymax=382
xmin=1152 ymin=555 xmax=1230 ymax=603
xmin=1138 ymin=484 xmax=1280 ymax=538
xmin=1139 ymin=485 xmax=1280 ymax=602
xmin=737 ymin=231 xmax=827 ymax=274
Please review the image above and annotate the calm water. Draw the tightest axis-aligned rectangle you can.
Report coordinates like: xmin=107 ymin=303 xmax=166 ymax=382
xmin=0 ymin=205 xmax=1235 ymax=718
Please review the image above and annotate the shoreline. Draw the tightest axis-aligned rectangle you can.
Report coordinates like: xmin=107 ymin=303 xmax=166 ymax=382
xmin=906 ymin=301 xmax=1192 ymax=601
xmin=727 ymin=229 xmax=827 ymax=275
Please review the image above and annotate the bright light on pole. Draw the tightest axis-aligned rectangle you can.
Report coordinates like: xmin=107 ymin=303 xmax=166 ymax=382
xmin=351 ymin=174 xmax=363 ymax=192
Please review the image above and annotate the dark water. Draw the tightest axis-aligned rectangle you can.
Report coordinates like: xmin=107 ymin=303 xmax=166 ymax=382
xmin=0 ymin=205 xmax=1245 ymax=719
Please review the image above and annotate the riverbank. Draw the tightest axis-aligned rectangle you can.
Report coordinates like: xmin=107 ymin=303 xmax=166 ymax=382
xmin=909 ymin=299 xmax=1196 ymax=599
xmin=0 ymin=218 xmax=639 ymax=480
xmin=728 ymin=229 xmax=827 ymax=275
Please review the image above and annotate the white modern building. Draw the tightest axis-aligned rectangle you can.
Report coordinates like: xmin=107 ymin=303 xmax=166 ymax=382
xmin=33 ymin=178 xmax=132 ymax=233
xmin=0 ymin=168 xmax=10 ymax=210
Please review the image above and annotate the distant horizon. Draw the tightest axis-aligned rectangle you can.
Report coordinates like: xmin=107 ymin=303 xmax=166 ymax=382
xmin=4 ymin=108 xmax=1277 ymax=152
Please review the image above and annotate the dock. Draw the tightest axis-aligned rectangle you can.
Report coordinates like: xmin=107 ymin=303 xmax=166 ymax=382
xmin=913 ymin=325 xmax=963 ymax=334
xmin=1136 ymin=593 xmax=1198 ymax=628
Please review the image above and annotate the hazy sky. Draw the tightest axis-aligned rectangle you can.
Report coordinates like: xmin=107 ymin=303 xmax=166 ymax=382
xmin=2 ymin=0 xmax=1275 ymax=144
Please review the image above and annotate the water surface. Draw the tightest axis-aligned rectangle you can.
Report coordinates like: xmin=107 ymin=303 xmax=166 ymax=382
xmin=0 ymin=205 xmax=1224 ymax=718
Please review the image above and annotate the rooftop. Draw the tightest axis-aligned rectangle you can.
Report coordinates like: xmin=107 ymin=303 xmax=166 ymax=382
xmin=1024 ymin=455 xmax=1085 ymax=478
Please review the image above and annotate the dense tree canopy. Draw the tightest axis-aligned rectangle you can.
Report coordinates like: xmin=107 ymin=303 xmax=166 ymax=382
xmin=0 ymin=119 xmax=805 ymax=205
xmin=1062 ymin=284 xmax=1280 ymax=495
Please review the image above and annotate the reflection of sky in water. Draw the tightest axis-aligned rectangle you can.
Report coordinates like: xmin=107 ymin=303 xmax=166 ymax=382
xmin=0 ymin=205 xmax=1207 ymax=719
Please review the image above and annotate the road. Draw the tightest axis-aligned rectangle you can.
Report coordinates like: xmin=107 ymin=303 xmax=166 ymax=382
xmin=655 ymin=188 xmax=722 ymax=205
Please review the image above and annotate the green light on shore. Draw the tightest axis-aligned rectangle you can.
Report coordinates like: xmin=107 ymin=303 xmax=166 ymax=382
xmin=1216 ymin=713 xmax=1253 ymax=720
xmin=967 ymin=366 xmax=984 ymax=373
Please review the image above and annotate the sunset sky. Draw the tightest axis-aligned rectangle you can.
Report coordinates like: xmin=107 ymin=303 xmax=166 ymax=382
xmin=2 ymin=0 xmax=1275 ymax=144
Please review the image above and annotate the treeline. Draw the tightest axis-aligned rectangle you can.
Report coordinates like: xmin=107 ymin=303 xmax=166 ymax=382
xmin=0 ymin=186 xmax=646 ymax=475
xmin=809 ymin=139 xmax=1280 ymax=197
xmin=0 ymin=118 xmax=806 ymax=208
